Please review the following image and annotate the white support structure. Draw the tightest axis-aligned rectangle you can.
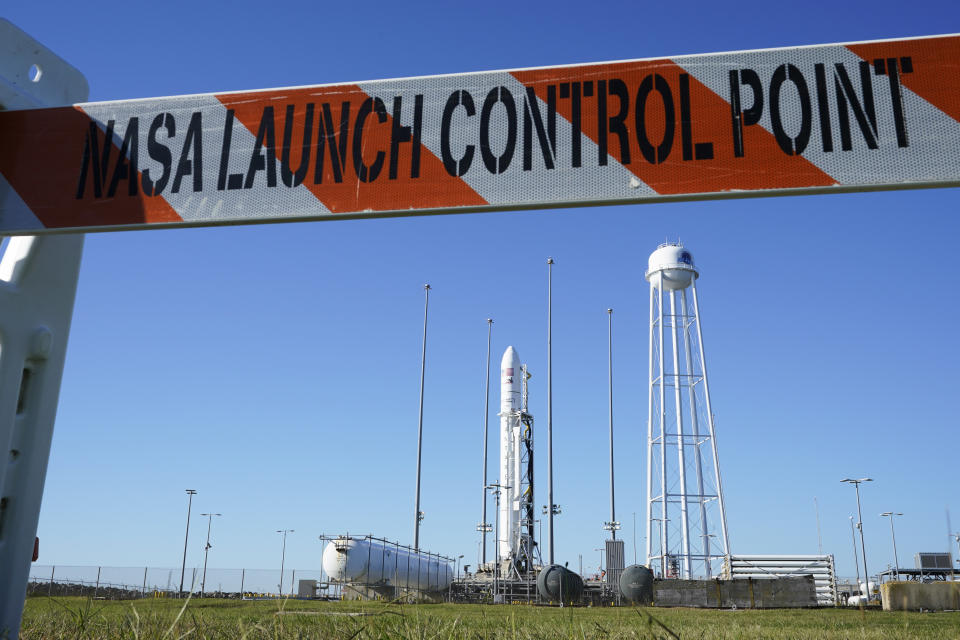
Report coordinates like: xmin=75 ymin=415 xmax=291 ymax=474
xmin=645 ymin=243 xmax=729 ymax=579
xmin=0 ymin=20 xmax=87 ymax=638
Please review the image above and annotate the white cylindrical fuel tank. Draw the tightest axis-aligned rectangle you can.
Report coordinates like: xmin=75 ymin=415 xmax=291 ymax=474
xmin=645 ymin=243 xmax=698 ymax=290
xmin=321 ymin=537 xmax=453 ymax=591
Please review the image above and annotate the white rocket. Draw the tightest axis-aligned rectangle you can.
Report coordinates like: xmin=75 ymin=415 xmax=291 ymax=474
xmin=498 ymin=346 xmax=523 ymax=563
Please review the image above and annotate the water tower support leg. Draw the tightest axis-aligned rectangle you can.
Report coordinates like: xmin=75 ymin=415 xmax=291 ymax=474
xmin=0 ymin=235 xmax=84 ymax=637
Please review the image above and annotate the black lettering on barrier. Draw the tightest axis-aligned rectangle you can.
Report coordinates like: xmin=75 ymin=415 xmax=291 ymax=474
xmin=729 ymin=69 xmax=763 ymax=158
xmin=813 ymin=64 xmax=834 ymax=153
xmin=411 ymin=94 xmax=423 ymax=178
xmin=598 ymin=79 xmax=631 ymax=166
xmin=635 ymin=74 xmax=674 ymax=165
xmin=874 ymin=57 xmax=911 ymax=147
xmin=143 ymin=113 xmax=174 ymax=196
xmin=679 ymin=74 xmax=713 ymax=161
xmin=107 ymin=117 xmax=139 ymax=197
xmin=315 ymin=102 xmax=351 ymax=184
xmin=559 ymin=82 xmax=585 ymax=167
xmin=217 ymin=109 xmax=244 ymax=190
xmin=441 ymin=90 xmax=475 ymax=177
xmin=280 ymin=104 xmax=314 ymax=188
xmin=522 ymin=86 xmax=556 ymax=171
xmin=76 ymin=120 xmax=115 ymax=199
xmin=389 ymin=97 xmax=410 ymax=180
xmin=352 ymin=97 xmax=387 ymax=183
xmin=480 ymin=87 xmax=516 ymax=174
xmin=769 ymin=64 xmax=811 ymax=156
xmin=245 ymin=107 xmax=277 ymax=189
xmin=172 ymin=112 xmax=202 ymax=193
xmin=833 ymin=61 xmax=878 ymax=150
xmin=390 ymin=95 xmax=423 ymax=179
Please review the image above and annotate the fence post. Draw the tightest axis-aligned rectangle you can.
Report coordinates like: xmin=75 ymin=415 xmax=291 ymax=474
xmin=48 ymin=566 xmax=54 ymax=596
xmin=191 ymin=568 xmax=197 ymax=596
xmin=240 ymin=569 xmax=245 ymax=599
xmin=291 ymin=570 xmax=296 ymax=597
xmin=142 ymin=567 xmax=148 ymax=598
xmin=94 ymin=567 xmax=101 ymax=599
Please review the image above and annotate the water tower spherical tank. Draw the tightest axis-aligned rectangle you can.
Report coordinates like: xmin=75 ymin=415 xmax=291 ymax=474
xmin=645 ymin=243 xmax=698 ymax=290
xmin=619 ymin=565 xmax=654 ymax=604
xmin=536 ymin=565 xmax=583 ymax=603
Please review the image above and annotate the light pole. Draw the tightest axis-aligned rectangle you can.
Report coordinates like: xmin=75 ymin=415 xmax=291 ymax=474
xmin=414 ymin=284 xmax=431 ymax=551
xmin=277 ymin=529 xmax=293 ymax=596
xmin=479 ymin=317 xmax=493 ymax=564
xmin=594 ymin=547 xmax=604 ymax=593
xmin=200 ymin=513 xmax=221 ymax=598
xmin=179 ymin=489 xmax=197 ymax=597
xmin=604 ymin=308 xmax=620 ymax=541
xmin=546 ymin=257 xmax=555 ymax=565
xmin=849 ymin=516 xmax=861 ymax=594
xmin=456 ymin=555 xmax=464 ymax=581
xmin=880 ymin=512 xmax=902 ymax=580
xmin=632 ymin=512 xmax=637 ymax=564
xmin=651 ymin=517 xmax=669 ymax=577
xmin=842 ymin=478 xmax=872 ymax=600
xmin=488 ymin=483 xmax=510 ymax=603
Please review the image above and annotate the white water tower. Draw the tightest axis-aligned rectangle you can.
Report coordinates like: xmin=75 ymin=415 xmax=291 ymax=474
xmin=645 ymin=242 xmax=730 ymax=578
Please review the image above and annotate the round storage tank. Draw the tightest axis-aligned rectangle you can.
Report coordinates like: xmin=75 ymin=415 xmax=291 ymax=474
xmin=536 ymin=564 xmax=583 ymax=603
xmin=645 ymin=243 xmax=698 ymax=291
xmin=619 ymin=565 xmax=654 ymax=604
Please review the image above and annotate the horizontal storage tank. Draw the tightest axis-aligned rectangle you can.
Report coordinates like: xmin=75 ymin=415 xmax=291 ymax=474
xmin=321 ymin=537 xmax=453 ymax=592
xmin=723 ymin=554 xmax=838 ymax=606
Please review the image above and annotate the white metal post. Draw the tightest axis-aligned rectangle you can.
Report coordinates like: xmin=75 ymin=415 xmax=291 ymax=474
xmin=681 ymin=288 xmax=711 ymax=577
xmin=691 ymin=280 xmax=730 ymax=557
xmin=657 ymin=273 xmax=668 ymax=576
xmin=0 ymin=237 xmax=84 ymax=635
xmin=644 ymin=284 xmax=655 ymax=568
xmin=0 ymin=20 xmax=88 ymax=637
xmin=668 ymin=290 xmax=692 ymax=578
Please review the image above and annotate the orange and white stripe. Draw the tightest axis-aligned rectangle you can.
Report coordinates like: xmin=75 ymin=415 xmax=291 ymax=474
xmin=0 ymin=34 xmax=957 ymax=235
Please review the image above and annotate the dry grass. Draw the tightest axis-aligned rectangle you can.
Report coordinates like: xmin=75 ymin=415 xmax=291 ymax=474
xmin=17 ymin=596 xmax=960 ymax=639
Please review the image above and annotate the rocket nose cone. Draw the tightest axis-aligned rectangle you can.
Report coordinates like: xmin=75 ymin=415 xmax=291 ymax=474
xmin=501 ymin=346 xmax=521 ymax=370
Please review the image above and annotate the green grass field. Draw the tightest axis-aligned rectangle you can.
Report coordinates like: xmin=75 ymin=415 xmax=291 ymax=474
xmin=18 ymin=596 xmax=960 ymax=639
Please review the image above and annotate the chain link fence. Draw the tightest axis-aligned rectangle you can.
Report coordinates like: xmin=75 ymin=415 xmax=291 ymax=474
xmin=27 ymin=565 xmax=338 ymax=600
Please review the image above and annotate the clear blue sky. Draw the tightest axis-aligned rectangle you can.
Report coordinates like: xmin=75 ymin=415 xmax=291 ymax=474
xmin=6 ymin=0 xmax=959 ymax=583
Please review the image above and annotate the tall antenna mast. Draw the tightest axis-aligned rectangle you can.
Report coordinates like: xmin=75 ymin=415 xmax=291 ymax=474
xmin=479 ymin=318 xmax=493 ymax=564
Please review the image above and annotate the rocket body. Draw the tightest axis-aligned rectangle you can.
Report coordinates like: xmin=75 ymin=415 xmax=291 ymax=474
xmin=499 ymin=346 xmax=522 ymax=563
